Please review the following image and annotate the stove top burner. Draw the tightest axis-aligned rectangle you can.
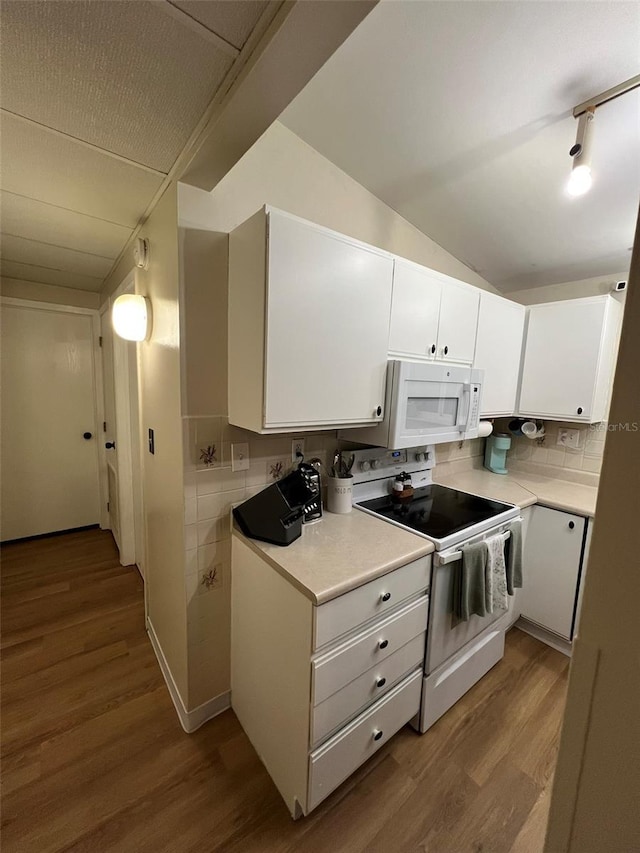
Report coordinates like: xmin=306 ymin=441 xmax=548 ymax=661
xmin=357 ymin=484 xmax=514 ymax=541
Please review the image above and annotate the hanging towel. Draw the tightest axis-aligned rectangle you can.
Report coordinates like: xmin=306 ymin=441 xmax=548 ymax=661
xmin=456 ymin=540 xmax=489 ymax=621
xmin=506 ymin=519 xmax=524 ymax=595
xmin=486 ymin=532 xmax=508 ymax=614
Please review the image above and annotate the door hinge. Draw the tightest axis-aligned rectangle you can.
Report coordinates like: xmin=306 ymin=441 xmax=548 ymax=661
xmin=107 ymin=501 xmax=110 ymax=512
xmin=103 ymin=421 xmax=107 ymax=432
xmin=99 ymin=335 xmax=103 ymax=347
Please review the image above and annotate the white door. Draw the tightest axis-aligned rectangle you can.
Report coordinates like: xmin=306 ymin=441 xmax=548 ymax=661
xmin=265 ymin=212 xmax=394 ymax=428
xmin=1 ymin=302 xmax=100 ymax=540
xmin=436 ymin=279 xmax=480 ymax=365
xmin=519 ymin=300 xmax=605 ymax=420
xmin=388 ymin=260 xmax=441 ymax=359
xmin=519 ymin=505 xmax=586 ymax=640
xmin=474 ymin=292 xmax=525 ymax=416
xmin=101 ymin=298 xmax=143 ymax=571
xmin=100 ymin=309 xmax=121 ymax=548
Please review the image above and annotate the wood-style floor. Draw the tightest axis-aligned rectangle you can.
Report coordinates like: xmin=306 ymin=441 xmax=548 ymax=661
xmin=1 ymin=529 xmax=569 ymax=853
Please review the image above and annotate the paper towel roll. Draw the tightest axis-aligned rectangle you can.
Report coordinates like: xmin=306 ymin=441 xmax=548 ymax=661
xmin=478 ymin=420 xmax=494 ymax=438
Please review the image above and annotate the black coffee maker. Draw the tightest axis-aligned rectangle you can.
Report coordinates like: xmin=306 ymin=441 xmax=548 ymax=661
xmin=233 ymin=468 xmax=317 ymax=546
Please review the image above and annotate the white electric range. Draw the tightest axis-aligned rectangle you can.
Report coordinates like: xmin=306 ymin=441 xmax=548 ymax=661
xmin=349 ymin=446 xmax=522 ymax=732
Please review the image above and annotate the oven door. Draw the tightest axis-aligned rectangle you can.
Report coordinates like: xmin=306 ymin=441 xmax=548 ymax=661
xmin=425 ymin=541 xmax=515 ymax=674
xmin=388 ymin=361 xmax=474 ymax=448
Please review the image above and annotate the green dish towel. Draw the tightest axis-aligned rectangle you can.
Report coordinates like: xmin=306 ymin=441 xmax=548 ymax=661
xmin=506 ymin=519 xmax=524 ymax=595
xmin=456 ymin=540 xmax=490 ymax=621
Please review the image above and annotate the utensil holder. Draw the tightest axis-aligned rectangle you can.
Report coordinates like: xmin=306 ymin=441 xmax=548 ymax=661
xmin=326 ymin=476 xmax=353 ymax=514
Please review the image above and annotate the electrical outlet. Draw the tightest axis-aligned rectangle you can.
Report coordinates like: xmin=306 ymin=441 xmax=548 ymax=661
xmin=291 ymin=438 xmax=305 ymax=463
xmin=557 ymin=428 xmax=582 ymax=450
xmin=231 ymin=442 xmax=250 ymax=472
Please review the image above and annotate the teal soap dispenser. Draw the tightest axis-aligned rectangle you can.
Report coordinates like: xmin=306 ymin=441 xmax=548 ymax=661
xmin=484 ymin=433 xmax=512 ymax=475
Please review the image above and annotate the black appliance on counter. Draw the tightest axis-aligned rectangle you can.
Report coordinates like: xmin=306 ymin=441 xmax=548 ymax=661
xmin=233 ymin=468 xmax=317 ymax=546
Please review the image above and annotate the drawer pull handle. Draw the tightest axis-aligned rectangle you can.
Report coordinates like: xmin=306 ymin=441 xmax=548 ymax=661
xmin=376 ymin=677 xmax=386 ymax=688
xmin=373 ymin=730 xmax=383 ymax=741
xmin=380 ymin=592 xmax=391 ymax=602
xmin=378 ymin=639 xmax=389 ymax=650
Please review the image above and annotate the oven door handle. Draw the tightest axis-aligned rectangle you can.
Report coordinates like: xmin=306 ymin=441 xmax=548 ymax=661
xmin=435 ymin=518 xmax=523 ymax=566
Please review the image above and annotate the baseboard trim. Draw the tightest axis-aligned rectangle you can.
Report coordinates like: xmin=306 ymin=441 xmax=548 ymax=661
xmin=516 ymin=617 xmax=572 ymax=657
xmin=146 ymin=618 xmax=231 ymax=733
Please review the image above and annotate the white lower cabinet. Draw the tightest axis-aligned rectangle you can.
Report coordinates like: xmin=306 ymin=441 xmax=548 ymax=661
xmin=518 ymin=505 xmax=588 ymax=641
xmin=231 ymin=534 xmax=430 ymax=818
xmin=308 ymin=670 xmax=422 ymax=812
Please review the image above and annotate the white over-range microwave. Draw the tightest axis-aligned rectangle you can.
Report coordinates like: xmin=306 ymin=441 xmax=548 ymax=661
xmin=342 ymin=360 xmax=484 ymax=448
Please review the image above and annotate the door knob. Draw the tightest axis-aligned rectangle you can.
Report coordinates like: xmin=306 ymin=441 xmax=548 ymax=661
xmin=83 ymin=432 xmax=93 ymax=440
xmin=105 ymin=441 xmax=116 ymax=450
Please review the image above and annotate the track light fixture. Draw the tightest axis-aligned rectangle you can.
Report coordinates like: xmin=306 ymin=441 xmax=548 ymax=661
xmin=567 ymin=74 xmax=640 ymax=198
xmin=568 ymin=106 xmax=595 ymax=197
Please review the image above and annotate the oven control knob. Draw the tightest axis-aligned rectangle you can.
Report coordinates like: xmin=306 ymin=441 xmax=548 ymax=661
xmin=360 ymin=460 xmax=371 ymax=472
xmin=415 ymin=451 xmax=429 ymax=462
xmin=370 ymin=459 xmax=383 ymax=470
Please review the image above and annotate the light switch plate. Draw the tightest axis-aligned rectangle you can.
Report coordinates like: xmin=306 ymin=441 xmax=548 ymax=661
xmin=231 ymin=442 xmax=250 ymax=471
xmin=557 ymin=428 xmax=582 ymax=450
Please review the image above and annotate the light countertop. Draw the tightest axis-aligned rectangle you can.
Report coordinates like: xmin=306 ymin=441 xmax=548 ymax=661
xmin=433 ymin=467 xmax=598 ymax=518
xmin=233 ymin=509 xmax=434 ymax=605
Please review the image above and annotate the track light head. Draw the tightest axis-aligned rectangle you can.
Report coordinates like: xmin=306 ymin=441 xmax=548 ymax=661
xmin=567 ymin=106 xmax=595 ymax=197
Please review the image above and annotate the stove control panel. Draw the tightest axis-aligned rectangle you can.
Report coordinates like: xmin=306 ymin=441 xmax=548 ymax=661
xmin=351 ymin=445 xmax=435 ymax=487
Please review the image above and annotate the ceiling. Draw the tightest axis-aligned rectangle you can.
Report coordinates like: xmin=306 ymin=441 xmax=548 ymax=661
xmin=282 ymin=1 xmax=640 ymax=292
xmin=0 ymin=0 xmax=272 ymax=293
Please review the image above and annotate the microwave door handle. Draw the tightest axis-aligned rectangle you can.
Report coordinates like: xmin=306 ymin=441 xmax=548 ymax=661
xmin=457 ymin=384 xmax=471 ymax=432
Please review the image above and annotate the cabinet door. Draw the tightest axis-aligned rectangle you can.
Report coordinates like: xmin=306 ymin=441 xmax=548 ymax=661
xmin=519 ymin=505 xmax=586 ymax=640
xmin=474 ymin=292 xmax=525 ymax=416
xmin=519 ymin=300 xmax=606 ymax=420
xmin=265 ymin=212 xmax=394 ymax=428
xmin=388 ymin=260 xmax=441 ymax=358
xmin=436 ymin=279 xmax=480 ymax=364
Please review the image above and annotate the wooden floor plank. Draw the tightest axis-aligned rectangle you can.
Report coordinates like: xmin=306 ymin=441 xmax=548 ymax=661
xmin=0 ymin=530 xmax=568 ymax=852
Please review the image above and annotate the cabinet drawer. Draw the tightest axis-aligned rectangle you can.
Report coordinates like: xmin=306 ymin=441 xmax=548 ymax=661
xmin=311 ymin=632 xmax=425 ymax=746
xmin=313 ymin=595 xmax=428 ymax=705
xmin=308 ymin=669 xmax=422 ymax=812
xmin=314 ymin=555 xmax=431 ymax=649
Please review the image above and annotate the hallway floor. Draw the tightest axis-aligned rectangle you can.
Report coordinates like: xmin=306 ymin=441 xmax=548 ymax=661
xmin=1 ymin=529 xmax=568 ymax=853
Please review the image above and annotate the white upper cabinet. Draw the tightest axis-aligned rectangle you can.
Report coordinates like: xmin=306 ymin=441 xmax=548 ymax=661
xmin=437 ymin=280 xmax=480 ymax=364
xmin=228 ymin=208 xmax=394 ymax=433
xmin=388 ymin=260 xmax=441 ymax=358
xmin=389 ymin=260 xmax=480 ymax=365
xmin=473 ymin=292 xmax=526 ymax=416
xmin=518 ymin=295 xmax=623 ymax=423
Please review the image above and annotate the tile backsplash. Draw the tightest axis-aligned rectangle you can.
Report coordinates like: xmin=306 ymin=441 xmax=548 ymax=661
xmin=182 ymin=415 xmax=338 ymax=708
xmin=496 ymin=419 xmax=606 ymax=480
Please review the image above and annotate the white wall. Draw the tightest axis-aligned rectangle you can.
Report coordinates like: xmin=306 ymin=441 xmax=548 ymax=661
xmin=179 ymin=121 xmax=499 ymax=294
xmin=102 ymin=184 xmax=190 ymax=705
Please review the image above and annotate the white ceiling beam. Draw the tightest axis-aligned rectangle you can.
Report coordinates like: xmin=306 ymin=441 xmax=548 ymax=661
xmin=151 ymin=0 xmax=240 ymax=58
xmin=0 ymin=109 xmax=168 ymax=178
xmin=101 ymin=1 xmax=377 ymax=294
xmin=180 ymin=0 xmax=379 ymax=191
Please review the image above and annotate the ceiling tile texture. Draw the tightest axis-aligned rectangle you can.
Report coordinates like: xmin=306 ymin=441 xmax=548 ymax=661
xmin=0 ymin=0 xmax=269 ymax=293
